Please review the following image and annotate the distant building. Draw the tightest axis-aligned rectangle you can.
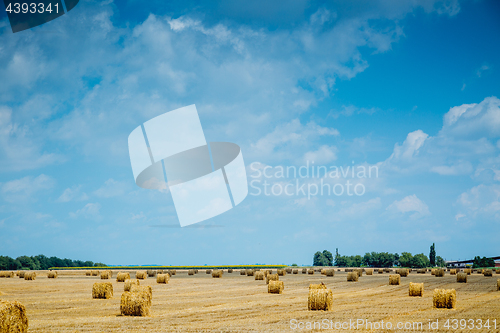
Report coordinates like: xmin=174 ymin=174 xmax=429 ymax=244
xmin=495 ymin=261 xmax=500 ymax=268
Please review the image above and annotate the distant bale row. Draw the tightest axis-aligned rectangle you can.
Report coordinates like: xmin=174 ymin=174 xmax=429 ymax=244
xmin=92 ymin=282 xmax=113 ymax=299
xmin=0 ymin=271 xmax=15 ymax=278
xmin=268 ymin=280 xmax=284 ymax=294
xmin=0 ymin=300 xmax=29 ymax=332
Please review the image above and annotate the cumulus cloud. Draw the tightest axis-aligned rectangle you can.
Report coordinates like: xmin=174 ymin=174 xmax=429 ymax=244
xmin=94 ymin=179 xmax=128 ymax=198
xmin=0 ymin=174 xmax=54 ymax=203
xmin=386 ymin=194 xmax=430 ymax=219
xmin=303 ymin=145 xmax=338 ymax=164
xmin=56 ymin=186 xmax=89 ymax=203
xmin=457 ymin=184 xmax=500 ymax=219
xmin=69 ymin=203 xmax=101 ymax=220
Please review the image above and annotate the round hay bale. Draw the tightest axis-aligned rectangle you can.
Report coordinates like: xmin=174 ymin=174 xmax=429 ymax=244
xmin=266 ymin=273 xmax=279 ymax=285
xmin=302 ymin=268 xmax=307 ymax=274
xmin=365 ymin=269 xmax=373 ymax=275
xmin=483 ymin=269 xmax=493 ymax=277
xmin=168 ymin=270 xmax=176 ymax=276
xmin=285 ymin=268 xmax=292 ymax=274
xmin=18 ymin=271 xmax=25 ymax=279
xmin=347 ymin=272 xmax=358 ymax=282
xmin=212 ymin=270 xmax=223 ymax=278
xmin=309 ymin=283 xmax=327 ymax=290
xmin=464 ymin=268 xmax=471 ymax=275
xmin=268 ymin=280 xmax=284 ymax=294
xmin=417 ymin=268 xmax=426 ymax=274
xmin=308 ymin=289 xmax=333 ymax=311
xmin=433 ymin=289 xmax=456 ymax=309
xmin=496 ymin=268 xmax=500 ymax=274
xmin=277 ymin=269 xmax=286 ymax=276
xmin=0 ymin=300 xmax=28 ymax=332
xmin=320 ymin=269 xmax=326 ymax=275
xmin=156 ymin=274 xmax=169 ymax=284
xmin=120 ymin=291 xmax=151 ymax=316
xmin=456 ymin=273 xmax=467 ymax=283
xmin=449 ymin=269 xmax=457 ymax=275
xmin=147 ymin=270 xmax=156 ymax=277
xmin=92 ymin=282 xmax=113 ymax=299
xmin=135 ymin=271 xmax=147 ymax=280
xmin=206 ymin=269 xmax=212 ymax=274
xmin=377 ymin=269 xmax=383 ymax=274
xmin=355 ymin=268 xmax=363 ymax=277
xmin=227 ymin=269 xmax=233 ymax=273
xmin=246 ymin=269 xmax=254 ymax=276
xmin=389 ymin=274 xmax=400 ymax=285
xmin=255 ymin=271 xmax=265 ymax=280
xmin=156 ymin=270 xmax=164 ymax=275
xmin=116 ymin=272 xmax=130 ymax=282
xmin=325 ymin=269 xmax=335 ymax=277
xmin=240 ymin=270 xmax=246 ymax=275
xmin=308 ymin=269 xmax=314 ymax=275
xmin=91 ymin=270 xmax=99 ymax=276
xmin=435 ymin=269 xmax=444 ymax=277
xmin=292 ymin=269 xmax=298 ymax=274
xmin=47 ymin=271 xmax=58 ymax=279
xmin=85 ymin=271 xmax=91 ymax=276
xmin=100 ymin=271 xmax=111 ymax=279
xmin=124 ymin=279 xmax=140 ymax=291
xmin=384 ymin=268 xmax=391 ymax=273
xmin=188 ymin=270 xmax=195 ymax=276
xmin=397 ymin=269 xmax=409 ymax=277
xmin=24 ymin=272 xmax=36 ymax=280
xmin=409 ymin=282 xmax=423 ymax=296
xmin=0 ymin=272 xmax=14 ymax=278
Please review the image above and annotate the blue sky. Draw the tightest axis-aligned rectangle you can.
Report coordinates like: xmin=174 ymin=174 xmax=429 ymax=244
xmin=0 ymin=0 xmax=499 ymax=265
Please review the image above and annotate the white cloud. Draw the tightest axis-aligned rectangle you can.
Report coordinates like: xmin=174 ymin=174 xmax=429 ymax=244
xmin=386 ymin=194 xmax=430 ymax=219
xmin=56 ymin=186 xmax=89 ymax=203
xmin=328 ymin=105 xmax=379 ymax=119
xmin=69 ymin=203 xmax=101 ymax=220
xmin=0 ymin=174 xmax=54 ymax=203
xmin=94 ymin=179 xmax=128 ymax=198
xmin=303 ymin=145 xmax=337 ymax=164
xmin=457 ymin=184 xmax=500 ymax=219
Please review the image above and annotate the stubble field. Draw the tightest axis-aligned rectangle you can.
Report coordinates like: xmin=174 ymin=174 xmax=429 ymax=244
xmin=1 ymin=269 xmax=499 ymax=332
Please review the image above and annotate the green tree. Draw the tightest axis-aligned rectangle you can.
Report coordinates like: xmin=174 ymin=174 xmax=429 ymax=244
xmin=399 ymin=252 xmax=413 ymax=267
xmin=411 ymin=253 xmax=430 ymax=268
xmin=429 ymin=243 xmax=436 ymax=266
xmin=322 ymin=250 xmax=333 ymax=266
xmin=436 ymin=256 xmax=445 ymax=267
xmin=313 ymin=251 xmax=327 ymax=266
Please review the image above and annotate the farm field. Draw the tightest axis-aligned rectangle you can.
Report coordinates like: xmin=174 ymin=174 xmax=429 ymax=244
xmin=1 ymin=269 xmax=499 ymax=332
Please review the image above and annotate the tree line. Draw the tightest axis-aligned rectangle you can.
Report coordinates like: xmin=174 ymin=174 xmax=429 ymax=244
xmin=0 ymin=255 xmax=107 ymax=270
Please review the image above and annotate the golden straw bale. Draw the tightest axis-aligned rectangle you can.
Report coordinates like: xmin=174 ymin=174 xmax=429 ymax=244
xmin=409 ymin=282 xmax=424 ymax=296
xmin=24 ymin=272 xmax=36 ymax=280
xmin=206 ymin=269 xmax=212 ymax=274
xmin=156 ymin=274 xmax=169 ymax=284
xmin=484 ymin=269 xmax=493 ymax=277
xmin=347 ymin=272 xmax=358 ymax=282
xmin=0 ymin=272 xmax=14 ymax=278
xmin=124 ymin=279 xmax=140 ymax=292
xmin=120 ymin=291 xmax=151 ymax=316
xmin=135 ymin=271 xmax=147 ymax=280
xmin=92 ymin=282 xmax=113 ymax=299
xmin=91 ymin=270 xmax=99 ymax=276
xmin=302 ymin=268 xmax=307 ymax=274
xmin=228 ymin=269 xmax=233 ymax=273
xmin=309 ymin=283 xmax=327 ymax=290
xmin=417 ymin=268 xmax=426 ymax=274
xmin=365 ymin=269 xmax=373 ymax=275
xmin=450 ymin=269 xmax=457 ymax=275
xmin=100 ymin=271 xmax=111 ymax=279
xmin=246 ymin=269 xmax=254 ymax=276
xmin=321 ymin=269 xmax=326 ymax=275
xmin=389 ymin=274 xmax=400 ymax=285
xmin=268 ymin=280 xmax=284 ymax=294
xmin=18 ymin=271 xmax=26 ymax=279
xmin=431 ymin=269 xmax=436 ymax=275
xmin=146 ymin=270 xmax=156 ymax=277
xmin=308 ymin=289 xmax=333 ymax=311
xmin=435 ymin=269 xmax=444 ymax=277
xmin=325 ymin=269 xmax=335 ymax=277
xmin=85 ymin=271 xmax=91 ymax=276
xmin=496 ymin=268 xmax=500 ymax=274
xmin=292 ymin=269 xmax=298 ymax=274
xmin=240 ymin=270 xmax=246 ymax=275
xmin=47 ymin=271 xmax=58 ymax=279
xmin=433 ymin=289 xmax=456 ymax=309
xmin=255 ymin=271 xmax=265 ymax=280
xmin=355 ymin=268 xmax=363 ymax=277
xmin=266 ymin=273 xmax=279 ymax=285
xmin=457 ymin=273 xmax=467 ymax=283
xmin=0 ymin=300 xmax=28 ymax=332
xmin=168 ymin=270 xmax=176 ymax=276
xmin=188 ymin=270 xmax=194 ymax=275
xmin=285 ymin=268 xmax=292 ymax=274
xmin=116 ymin=272 xmax=130 ymax=282
xmin=397 ymin=269 xmax=409 ymax=277
xmin=464 ymin=268 xmax=471 ymax=275
xmin=212 ymin=270 xmax=223 ymax=278
xmin=378 ymin=269 xmax=383 ymax=274
xmin=308 ymin=269 xmax=314 ymax=275
xmin=156 ymin=270 xmax=164 ymax=275
xmin=277 ymin=269 xmax=286 ymax=276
